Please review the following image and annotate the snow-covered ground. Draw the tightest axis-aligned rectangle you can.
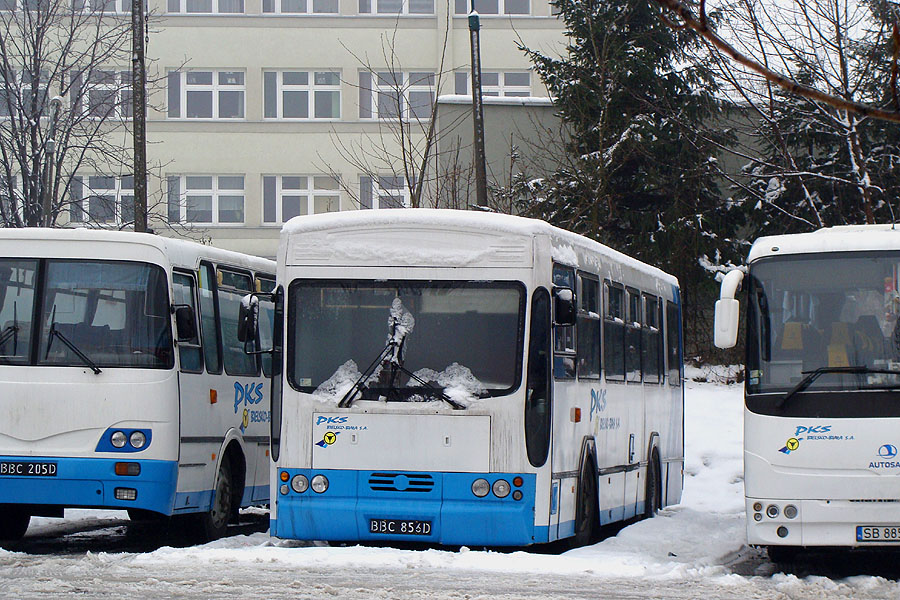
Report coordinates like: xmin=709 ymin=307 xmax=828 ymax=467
xmin=3 ymin=368 xmax=900 ymax=598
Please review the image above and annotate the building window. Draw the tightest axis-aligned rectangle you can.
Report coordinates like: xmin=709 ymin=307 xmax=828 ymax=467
xmin=167 ymin=70 xmax=245 ymax=119
xmin=72 ymin=0 xmax=140 ymax=12
xmin=69 ymin=175 xmax=135 ymax=225
xmin=262 ymin=0 xmax=336 ymax=13
xmin=263 ymin=71 xmax=340 ymax=120
xmin=167 ymin=0 xmax=243 ymax=13
xmin=71 ymin=70 xmax=132 ymax=120
xmin=167 ymin=175 xmax=245 ymax=225
xmin=358 ymin=175 xmax=410 ymax=209
xmin=454 ymin=71 xmax=531 ymax=97
xmin=0 ymin=69 xmax=49 ymax=118
xmin=454 ymin=0 xmax=527 ymax=14
xmin=358 ymin=0 xmax=433 ymax=14
xmin=0 ymin=175 xmax=19 ymax=222
xmin=262 ymin=175 xmax=340 ymax=224
xmin=358 ymin=71 xmax=434 ymax=121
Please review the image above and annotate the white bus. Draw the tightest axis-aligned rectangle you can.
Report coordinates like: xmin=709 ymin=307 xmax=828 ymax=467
xmin=715 ymin=225 xmax=900 ymax=560
xmin=253 ymin=209 xmax=684 ymax=547
xmin=0 ymin=228 xmax=275 ymax=542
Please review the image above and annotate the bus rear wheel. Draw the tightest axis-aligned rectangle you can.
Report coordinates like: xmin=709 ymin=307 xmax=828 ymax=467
xmin=0 ymin=505 xmax=31 ymax=542
xmin=570 ymin=460 xmax=598 ymax=548
xmin=195 ymin=458 xmax=234 ymax=542
xmin=644 ymin=451 xmax=662 ymax=519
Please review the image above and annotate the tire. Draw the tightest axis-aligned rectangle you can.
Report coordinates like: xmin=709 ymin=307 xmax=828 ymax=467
xmin=0 ymin=505 xmax=31 ymax=542
xmin=570 ymin=460 xmax=598 ymax=548
xmin=644 ymin=451 xmax=662 ymax=519
xmin=195 ymin=457 xmax=235 ymax=542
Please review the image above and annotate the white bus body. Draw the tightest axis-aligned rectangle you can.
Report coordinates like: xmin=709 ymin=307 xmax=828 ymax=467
xmin=0 ymin=229 xmax=274 ymax=541
xmin=269 ymin=210 xmax=684 ymax=546
xmin=716 ymin=225 xmax=900 ymax=553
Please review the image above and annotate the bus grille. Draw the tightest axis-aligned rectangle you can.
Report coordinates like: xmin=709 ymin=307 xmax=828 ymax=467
xmin=368 ymin=473 xmax=434 ymax=493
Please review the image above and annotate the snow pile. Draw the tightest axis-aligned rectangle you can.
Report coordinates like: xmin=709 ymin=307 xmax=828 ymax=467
xmin=409 ymin=362 xmax=487 ymax=406
xmin=311 ymin=359 xmax=367 ymax=402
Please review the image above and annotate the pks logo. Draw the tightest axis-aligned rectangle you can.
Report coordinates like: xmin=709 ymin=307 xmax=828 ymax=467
xmin=879 ymin=444 xmax=898 ymax=459
xmin=316 ymin=416 xmax=348 ymax=426
xmin=234 ymin=382 xmax=264 ymax=413
xmin=590 ymin=389 xmax=607 ymax=420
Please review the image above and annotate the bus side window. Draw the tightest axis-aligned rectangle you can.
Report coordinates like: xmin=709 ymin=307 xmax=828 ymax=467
xmin=642 ymin=294 xmax=661 ymax=384
xmin=666 ymin=300 xmax=682 ymax=386
xmin=173 ymin=272 xmax=203 ymax=373
xmin=525 ymin=287 xmax=551 ymax=468
xmin=625 ymin=288 xmax=642 ymax=383
xmin=218 ymin=268 xmax=259 ymax=377
xmin=577 ymin=274 xmax=600 ymax=379
xmin=604 ymin=281 xmax=625 ymax=381
xmin=552 ymin=264 xmax=576 ymax=379
xmin=198 ymin=262 xmax=223 ymax=375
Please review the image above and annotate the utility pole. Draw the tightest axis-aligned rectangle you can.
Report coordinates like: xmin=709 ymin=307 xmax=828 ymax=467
xmin=41 ymin=96 xmax=63 ymax=227
xmin=468 ymin=3 xmax=488 ymax=208
xmin=132 ymin=0 xmax=148 ymax=233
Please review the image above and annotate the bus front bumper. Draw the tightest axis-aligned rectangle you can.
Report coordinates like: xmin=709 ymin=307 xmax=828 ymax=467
xmin=0 ymin=456 xmax=178 ymax=515
xmin=748 ymin=497 xmax=900 ymax=547
xmin=272 ymin=469 xmax=537 ymax=546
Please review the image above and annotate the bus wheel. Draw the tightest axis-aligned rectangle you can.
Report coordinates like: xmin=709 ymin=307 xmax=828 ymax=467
xmin=571 ymin=460 xmax=598 ymax=548
xmin=644 ymin=451 xmax=662 ymax=519
xmin=0 ymin=505 xmax=31 ymax=541
xmin=196 ymin=458 xmax=234 ymax=542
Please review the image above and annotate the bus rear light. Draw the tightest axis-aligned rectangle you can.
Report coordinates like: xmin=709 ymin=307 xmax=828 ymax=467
xmin=115 ymin=488 xmax=137 ymax=501
xmin=777 ymin=526 xmax=789 ymax=538
xmin=280 ymin=471 xmax=290 ymax=482
xmin=512 ymin=490 xmax=523 ymax=501
xmin=311 ymin=474 xmax=329 ymax=493
xmin=471 ymin=479 xmax=490 ymax=498
xmin=291 ymin=474 xmax=309 ymax=493
xmin=754 ymin=512 xmax=763 ymax=522
xmin=280 ymin=484 xmax=289 ymax=495
xmin=492 ymin=479 xmax=510 ymax=498
xmin=513 ymin=476 xmax=523 ymax=487
xmin=784 ymin=505 xmax=798 ymax=519
xmin=115 ymin=462 xmax=140 ymax=476
xmin=753 ymin=502 xmax=763 ymax=512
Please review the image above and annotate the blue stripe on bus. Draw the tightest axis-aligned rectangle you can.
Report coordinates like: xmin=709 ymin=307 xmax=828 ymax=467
xmin=0 ymin=456 xmax=177 ymax=515
xmin=171 ymin=484 xmax=269 ymax=514
xmin=273 ymin=470 xmax=537 ymax=546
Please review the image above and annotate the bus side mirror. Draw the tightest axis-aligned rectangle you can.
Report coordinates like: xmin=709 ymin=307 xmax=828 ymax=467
xmin=237 ymin=294 xmax=259 ymax=344
xmin=714 ymin=270 xmax=744 ymax=349
xmin=174 ymin=306 xmax=197 ymax=342
xmin=553 ymin=286 xmax=576 ymax=327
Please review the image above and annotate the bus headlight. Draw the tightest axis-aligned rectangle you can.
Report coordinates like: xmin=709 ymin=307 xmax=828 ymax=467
xmin=311 ymin=474 xmax=329 ymax=493
xmin=111 ymin=431 xmax=127 ymax=448
xmin=471 ymin=478 xmax=490 ymax=498
xmin=291 ymin=474 xmax=309 ymax=493
xmin=129 ymin=431 xmax=146 ymax=449
xmin=492 ymin=479 xmax=510 ymax=498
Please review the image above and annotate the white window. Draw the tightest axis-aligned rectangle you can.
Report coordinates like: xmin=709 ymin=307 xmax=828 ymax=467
xmin=454 ymin=0 xmax=528 ymax=14
xmin=359 ymin=175 xmax=410 ymax=209
xmin=167 ymin=175 xmax=245 ymax=225
xmin=454 ymin=70 xmax=531 ymax=97
xmin=167 ymin=70 xmax=245 ymax=119
xmin=262 ymin=0 xmax=336 ymax=14
xmin=0 ymin=69 xmax=49 ymax=118
xmin=262 ymin=175 xmax=340 ymax=224
xmin=358 ymin=0 xmax=433 ymax=15
xmin=70 ymin=175 xmax=135 ymax=225
xmin=263 ymin=71 xmax=340 ymax=120
xmin=167 ymin=0 xmax=243 ymax=13
xmin=72 ymin=0 xmax=138 ymax=12
xmin=73 ymin=70 xmax=132 ymax=120
xmin=358 ymin=71 xmax=434 ymax=121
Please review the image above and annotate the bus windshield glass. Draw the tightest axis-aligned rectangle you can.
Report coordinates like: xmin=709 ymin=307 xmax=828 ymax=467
xmin=288 ymin=280 xmax=524 ymax=397
xmin=747 ymin=251 xmax=900 ymax=394
xmin=0 ymin=259 xmax=173 ymax=369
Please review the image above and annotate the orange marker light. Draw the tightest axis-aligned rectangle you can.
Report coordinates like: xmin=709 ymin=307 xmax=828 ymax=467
xmin=513 ymin=476 xmax=523 ymax=487
xmin=280 ymin=471 xmax=290 ymax=482
xmin=571 ymin=407 xmax=581 ymax=423
xmin=210 ymin=389 xmax=218 ymax=404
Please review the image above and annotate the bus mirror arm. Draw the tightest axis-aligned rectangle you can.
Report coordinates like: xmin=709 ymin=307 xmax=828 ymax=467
xmin=714 ymin=270 xmax=744 ymax=349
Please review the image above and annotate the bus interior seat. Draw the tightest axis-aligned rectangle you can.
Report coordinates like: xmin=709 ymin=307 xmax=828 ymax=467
xmin=776 ymin=321 xmax=824 ymax=369
xmin=826 ymin=322 xmax=852 ymax=367
xmin=853 ymin=315 xmax=885 ymax=361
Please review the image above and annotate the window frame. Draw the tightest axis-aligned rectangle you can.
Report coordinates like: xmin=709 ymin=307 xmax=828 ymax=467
xmin=166 ymin=174 xmax=246 ymax=226
xmin=262 ymin=174 xmax=341 ymax=224
xmin=167 ymin=70 xmax=246 ymax=120
xmin=358 ymin=174 xmax=411 ymax=209
xmin=358 ymin=70 xmax=435 ymax=122
xmin=173 ymin=269 xmax=204 ymax=374
xmin=262 ymin=0 xmax=338 ymax=13
xmin=166 ymin=0 xmax=244 ymax=14
xmin=454 ymin=70 xmax=532 ymax=97
xmin=603 ymin=280 xmax=626 ymax=382
xmin=263 ymin=70 xmax=341 ymax=121
xmin=576 ymin=272 xmax=600 ymax=380
xmin=358 ymin=0 xmax=434 ymax=15
xmin=70 ymin=175 xmax=135 ymax=226
xmin=641 ymin=292 xmax=663 ymax=384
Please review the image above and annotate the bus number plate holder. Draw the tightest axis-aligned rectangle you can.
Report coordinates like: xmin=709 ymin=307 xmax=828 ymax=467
xmin=369 ymin=518 xmax=432 ymax=536
xmin=0 ymin=461 xmax=58 ymax=477
xmin=856 ymin=526 xmax=900 ymax=542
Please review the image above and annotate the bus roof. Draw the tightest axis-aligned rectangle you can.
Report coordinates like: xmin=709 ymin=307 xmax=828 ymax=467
xmin=747 ymin=224 xmax=900 ymax=263
xmin=0 ymin=228 xmax=274 ymax=272
xmin=281 ymin=209 xmax=677 ymax=285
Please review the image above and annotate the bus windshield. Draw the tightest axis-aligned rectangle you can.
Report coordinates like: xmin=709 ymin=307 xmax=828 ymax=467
xmin=747 ymin=251 xmax=900 ymax=395
xmin=287 ymin=280 xmax=525 ymax=397
xmin=0 ymin=259 xmax=173 ymax=369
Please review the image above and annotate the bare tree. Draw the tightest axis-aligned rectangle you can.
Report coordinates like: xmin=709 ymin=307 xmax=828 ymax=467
xmin=651 ymin=0 xmax=900 ymax=124
xmin=0 ymin=0 xmax=157 ymax=228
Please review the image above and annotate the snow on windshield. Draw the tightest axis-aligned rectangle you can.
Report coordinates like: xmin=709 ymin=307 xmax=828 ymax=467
xmin=410 ymin=363 xmax=487 ymax=406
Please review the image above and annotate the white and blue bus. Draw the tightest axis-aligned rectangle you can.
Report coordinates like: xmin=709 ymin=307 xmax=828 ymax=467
xmin=257 ymin=210 xmax=684 ymax=547
xmin=0 ymin=228 xmax=275 ymax=541
xmin=716 ymin=225 xmax=900 ymax=560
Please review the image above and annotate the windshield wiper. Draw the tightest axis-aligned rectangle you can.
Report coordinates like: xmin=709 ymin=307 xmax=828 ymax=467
xmin=776 ymin=365 xmax=900 ymax=408
xmin=45 ymin=308 xmax=102 ymax=375
xmin=0 ymin=303 xmax=18 ymax=356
